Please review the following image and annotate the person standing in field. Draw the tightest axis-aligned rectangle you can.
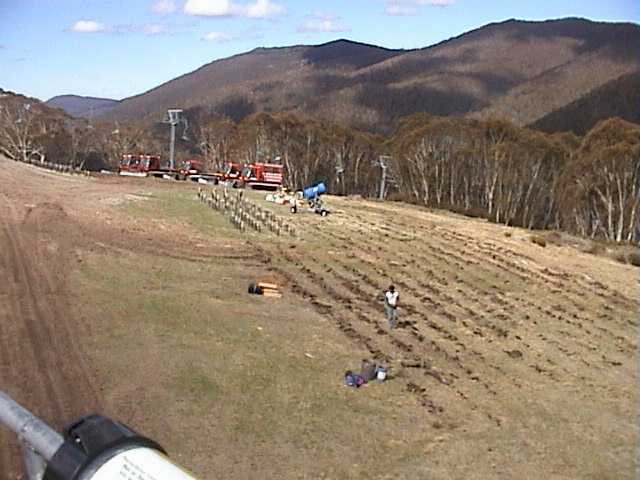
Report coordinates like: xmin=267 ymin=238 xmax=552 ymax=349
xmin=384 ymin=285 xmax=399 ymax=329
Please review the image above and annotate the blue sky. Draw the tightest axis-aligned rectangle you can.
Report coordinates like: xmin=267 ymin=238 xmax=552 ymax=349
xmin=0 ymin=0 xmax=637 ymax=101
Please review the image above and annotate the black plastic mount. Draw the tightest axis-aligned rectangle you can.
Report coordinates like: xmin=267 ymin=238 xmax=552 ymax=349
xmin=43 ymin=414 xmax=165 ymax=480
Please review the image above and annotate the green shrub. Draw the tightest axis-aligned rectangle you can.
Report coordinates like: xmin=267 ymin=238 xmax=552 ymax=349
xmin=531 ymin=235 xmax=547 ymax=247
xmin=584 ymin=242 xmax=606 ymax=255
xmin=545 ymin=231 xmax=562 ymax=245
xmin=628 ymin=251 xmax=640 ymax=267
xmin=614 ymin=252 xmax=628 ymax=264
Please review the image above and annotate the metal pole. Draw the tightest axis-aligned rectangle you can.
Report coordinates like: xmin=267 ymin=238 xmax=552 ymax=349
xmin=378 ymin=157 xmax=388 ymax=201
xmin=634 ymin=160 xmax=640 ymax=243
xmin=0 ymin=391 xmax=64 ymax=461
xmin=169 ymin=122 xmax=176 ymax=171
xmin=22 ymin=443 xmax=47 ymax=480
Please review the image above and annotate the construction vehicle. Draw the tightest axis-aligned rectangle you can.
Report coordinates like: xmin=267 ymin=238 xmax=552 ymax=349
xmin=0 ymin=391 xmax=198 ymax=480
xmin=177 ymin=159 xmax=203 ymax=180
xmin=117 ymin=154 xmax=143 ymax=176
xmin=118 ymin=154 xmax=178 ymax=179
xmin=290 ymin=182 xmax=330 ymax=216
xmin=218 ymin=162 xmax=243 ymax=185
xmin=177 ymin=159 xmax=223 ymax=184
xmin=237 ymin=163 xmax=283 ymax=190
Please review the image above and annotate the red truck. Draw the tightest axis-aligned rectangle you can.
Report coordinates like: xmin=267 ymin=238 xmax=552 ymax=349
xmin=238 ymin=163 xmax=283 ymax=190
xmin=178 ymin=159 xmax=204 ymax=179
xmin=118 ymin=154 xmax=177 ymax=178
xmin=118 ymin=156 xmax=284 ymax=190
xmin=177 ymin=160 xmax=244 ymax=184
xmin=222 ymin=162 xmax=243 ymax=184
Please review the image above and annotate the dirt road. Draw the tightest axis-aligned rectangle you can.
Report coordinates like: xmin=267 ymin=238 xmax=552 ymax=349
xmin=0 ymin=158 xmax=201 ymax=478
xmin=0 ymin=170 xmax=100 ymax=478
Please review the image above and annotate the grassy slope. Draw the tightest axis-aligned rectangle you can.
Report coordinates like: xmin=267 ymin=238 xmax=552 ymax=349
xmin=68 ymin=187 xmax=636 ymax=479
xmin=71 ymin=191 xmax=436 ymax=479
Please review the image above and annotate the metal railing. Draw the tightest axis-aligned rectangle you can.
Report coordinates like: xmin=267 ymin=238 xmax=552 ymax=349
xmin=0 ymin=391 xmax=64 ymax=479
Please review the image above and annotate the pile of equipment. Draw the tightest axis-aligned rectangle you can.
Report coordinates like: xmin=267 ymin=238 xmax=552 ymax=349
xmin=344 ymin=359 xmax=388 ymax=388
xmin=248 ymin=281 xmax=282 ymax=298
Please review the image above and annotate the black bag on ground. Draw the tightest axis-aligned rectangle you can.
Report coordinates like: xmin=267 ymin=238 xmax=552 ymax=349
xmin=360 ymin=359 xmax=377 ymax=382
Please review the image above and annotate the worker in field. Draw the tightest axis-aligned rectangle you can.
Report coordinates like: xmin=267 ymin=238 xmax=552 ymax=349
xmin=384 ymin=285 xmax=399 ymax=329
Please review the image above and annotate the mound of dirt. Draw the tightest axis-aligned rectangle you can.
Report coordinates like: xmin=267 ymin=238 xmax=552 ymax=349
xmin=22 ymin=202 xmax=71 ymax=235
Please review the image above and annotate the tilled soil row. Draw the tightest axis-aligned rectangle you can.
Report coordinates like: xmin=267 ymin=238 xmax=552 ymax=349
xmin=345 ymin=214 xmax=634 ymax=362
xmin=313 ymin=255 xmax=508 ymax=407
xmin=304 ymin=225 xmax=553 ymax=393
xmin=253 ymin=242 xmax=454 ymax=417
xmin=269 ymin=236 xmax=516 ymax=425
xmin=426 ymin=224 xmax=633 ymax=323
xmin=349 ymin=205 xmax=633 ymax=322
xmin=305 ymin=217 xmax=633 ymax=399
xmin=327 ymin=220 xmax=627 ymax=386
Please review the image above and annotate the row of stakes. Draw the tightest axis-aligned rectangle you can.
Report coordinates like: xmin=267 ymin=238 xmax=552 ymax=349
xmin=19 ymin=158 xmax=90 ymax=176
xmin=198 ymin=187 xmax=297 ymax=237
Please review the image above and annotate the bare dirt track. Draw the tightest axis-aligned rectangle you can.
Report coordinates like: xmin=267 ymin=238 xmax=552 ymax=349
xmin=0 ymin=180 xmax=100 ymax=478
xmin=0 ymin=158 xmax=212 ymax=479
xmin=0 ymin=155 xmax=637 ymax=479
xmin=0 ymin=158 xmax=271 ymax=479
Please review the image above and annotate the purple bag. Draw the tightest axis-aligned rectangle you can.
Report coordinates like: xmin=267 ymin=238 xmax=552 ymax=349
xmin=344 ymin=371 xmax=366 ymax=388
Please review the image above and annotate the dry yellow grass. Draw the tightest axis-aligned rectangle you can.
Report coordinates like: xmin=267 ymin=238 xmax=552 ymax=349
xmin=0 ymin=157 xmax=636 ymax=479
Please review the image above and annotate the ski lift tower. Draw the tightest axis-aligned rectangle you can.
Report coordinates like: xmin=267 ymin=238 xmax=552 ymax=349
xmin=335 ymin=162 xmax=345 ymax=195
xmin=164 ymin=109 xmax=184 ymax=170
xmin=377 ymin=155 xmax=392 ymax=201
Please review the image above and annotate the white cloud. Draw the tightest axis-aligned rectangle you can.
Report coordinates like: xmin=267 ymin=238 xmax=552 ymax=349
xmin=184 ymin=0 xmax=285 ymax=18
xmin=143 ymin=24 xmax=169 ymax=35
xmin=203 ymin=31 xmax=235 ymax=42
xmin=151 ymin=0 xmax=177 ymax=14
xmin=185 ymin=0 xmax=238 ymax=16
xmin=69 ymin=21 xmax=171 ymax=36
xmin=386 ymin=3 xmax=416 ymax=15
xmin=384 ymin=0 xmax=454 ymax=16
xmin=246 ymin=0 xmax=285 ymax=18
xmin=297 ymin=12 xmax=350 ymax=33
xmin=70 ymin=20 xmax=106 ymax=33
xmin=416 ymin=0 xmax=454 ymax=6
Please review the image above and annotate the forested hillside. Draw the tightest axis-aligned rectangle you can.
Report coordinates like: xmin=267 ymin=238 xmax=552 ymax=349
xmin=46 ymin=95 xmax=120 ymax=118
xmin=99 ymin=18 xmax=640 ymax=134
xmin=0 ymin=89 xmax=72 ymax=164
xmin=6 ymin=83 xmax=637 ymax=244
xmin=531 ymin=73 xmax=640 ymax=135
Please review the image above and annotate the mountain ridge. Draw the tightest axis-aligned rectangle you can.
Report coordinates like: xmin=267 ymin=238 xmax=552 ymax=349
xmin=46 ymin=95 xmax=120 ymax=118
xmin=94 ymin=17 xmax=640 ymax=133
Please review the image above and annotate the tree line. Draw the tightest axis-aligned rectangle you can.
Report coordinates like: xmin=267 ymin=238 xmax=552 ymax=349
xmin=389 ymin=115 xmax=638 ymax=243
xmin=185 ymin=109 xmax=639 ymax=243
xmin=1 ymin=94 xmax=637 ymax=243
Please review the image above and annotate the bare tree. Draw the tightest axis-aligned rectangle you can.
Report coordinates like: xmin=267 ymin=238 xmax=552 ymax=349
xmin=0 ymin=103 xmax=46 ymax=163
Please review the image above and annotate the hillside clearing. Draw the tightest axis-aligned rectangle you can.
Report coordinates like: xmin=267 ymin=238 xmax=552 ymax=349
xmin=0 ymin=157 xmax=636 ymax=479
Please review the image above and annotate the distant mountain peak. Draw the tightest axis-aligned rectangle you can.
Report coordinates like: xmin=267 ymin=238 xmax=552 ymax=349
xmin=47 ymin=94 xmax=119 ymax=102
xmin=46 ymin=95 xmax=119 ymax=118
xmin=313 ymin=38 xmax=399 ymax=50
